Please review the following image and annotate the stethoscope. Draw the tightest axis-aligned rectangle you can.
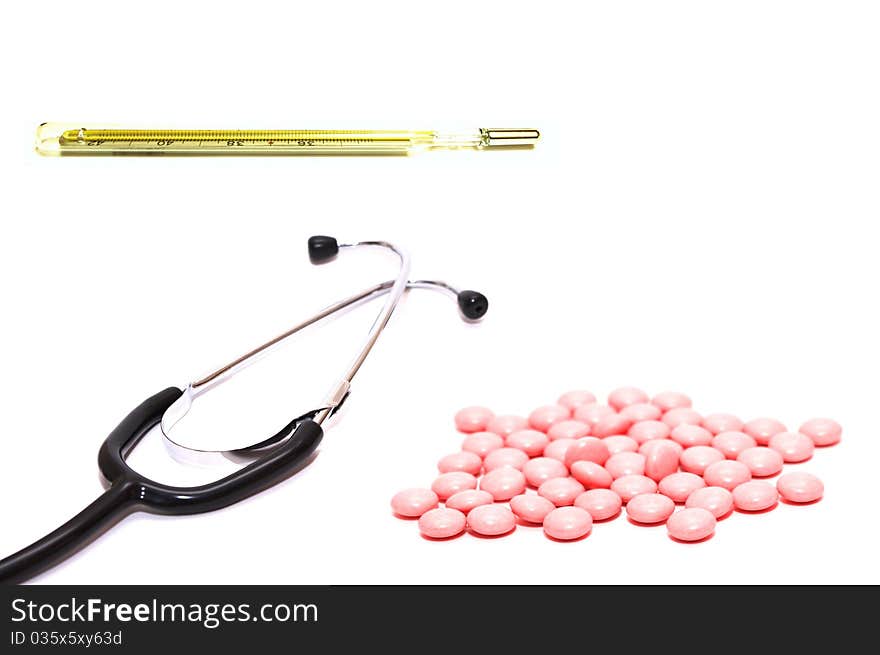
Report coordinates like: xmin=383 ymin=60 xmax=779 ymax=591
xmin=0 ymin=236 xmax=488 ymax=583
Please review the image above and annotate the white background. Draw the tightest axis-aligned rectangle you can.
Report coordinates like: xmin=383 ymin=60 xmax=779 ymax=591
xmin=1 ymin=1 xmax=878 ymax=584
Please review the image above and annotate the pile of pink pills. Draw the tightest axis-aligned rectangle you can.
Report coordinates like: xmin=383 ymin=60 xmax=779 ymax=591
xmin=391 ymin=388 xmax=840 ymax=543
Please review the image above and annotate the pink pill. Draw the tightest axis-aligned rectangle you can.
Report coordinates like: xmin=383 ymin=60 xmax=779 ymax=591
xmin=685 ymin=486 xmax=734 ymax=519
xmin=608 ymin=386 xmax=650 ymax=411
xmin=703 ymin=460 xmax=752 ymax=490
xmin=570 ymin=461 xmax=614 ymax=489
xmin=418 ymin=507 xmax=466 ymax=538
xmin=538 ymin=477 xmax=586 ymax=506
xmin=431 ymin=472 xmax=478 ymax=500
xmin=662 ymin=408 xmax=703 ymax=429
xmin=736 ymin=446 xmax=784 ymax=477
xmin=670 ymin=423 xmax=714 ymax=447
xmin=592 ymin=413 xmax=634 ymax=438
xmin=454 ymin=406 xmax=494 ymax=433
xmin=437 ymin=451 xmax=483 ymax=475
xmin=391 ymin=488 xmax=439 ymax=517
xmin=639 ymin=438 xmax=682 ymax=457
xmin=506 ymin=429 xmax=550 ymax=457
xmin=626 ymin=493 xmax=675 ymax=524
xmin=557 ymin=390 xmax=598 ymax=411
xmin=799 ymin=418 xmax=842 ymax=447
xmin=461 ymin=431 xmax=504 ymax=458
xmin=732 ymin=480 xmax=778 ymax=511
xmin=510 ymin=493 xmax=556 ymax=524
xmin=564 ymin=437 xmax=611 ymax=467
xmin=483 ymin=447 xmax=529 ymax=472
xmin=605 ymin=452 xmax=647 ymax=479
xmin=573 ymin=403 xmax=617 ymax=426
xmin=628 ymin=420 xmax=671 ymax=443
xmin=611 ymin=475 xmax=658 ymax=502
xmin=544 ymin=438 xmax=576 ymax=462
xmin=445 ymin=489 xmax=494 ymax=514
xmin=768 ymin=432 xmax=815 ymax=463
xmin=528 ymin=404 xmax=571 ymax=432
xmin=479 ymin=467 xmax=527 ymax=501
xmin=667 ymin=507 xmax=716 ymax=542
xmin=543 ymin=506 xmax=593 ymax=540
xmin=658 ymin=472 xmax=706 ymax=503
xmin=651 ymin=391 xmax=693 ymax=412
xmin=603 ymin=435 xmax=639 ymax=455
xmin=679 ymin=446 xmax=725 ymax=475
xmin=574 ymin=488 xmax=623 ymax=521
xmin=485 ymin=414 xmax=529 ymax=438
xmin=523 ymin=457 xmax=569 ymax=487
xmin=467 ymin=504 xmax=516 ymax=536
xmin=776 ymin=472 xmax=824 ymax=504
xmin=743 ymin=417 xmax=787 ymax=446
xmin=702 ymin=413 xmax=744 ymax=435
xmin=619 ymin=402 xmax=662 ymax=422
xmin=547 ymin=419 xmax=591 ymax=441
xmin=643 ymin=440 xmax=681 ymax=482
xmin=712 ymin=431 xmax=757 ymax=459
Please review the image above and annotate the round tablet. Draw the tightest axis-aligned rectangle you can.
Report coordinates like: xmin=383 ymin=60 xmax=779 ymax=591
xmin=667 ymin=508 xmax=716 ymax=542
xmin=626 ymin=493 xmax=675 ymax=524
xmin=523 ymin=457 xmax=569 ymax=487
xmin=391 ymin=488 xmax=439 ymax=517
xmin=506 ymin=429 xmax=550 ymax=457
xmin=564 ymin=437 xmax=610 ymax=467
xmin=445 ymin=489 xmax=494 ymax=514
xmin=658 ymin=472 xmax=705 ymax=503
xmin=510 ymin=493 xmax=556 ymax=523
xmin=768 ymin=432 xmax=815 ymax=463
xmin=419 ymin=508 xmax=466 ymax=538
xmin=712 ymin=431 xmax=757 ymax=459
xmin=483 ymin=447 xmax=529 ymax=472
xmin=592 ymin=414 xmax=634 ymax=438
xmin=743 ymin=418 xmax=787 ymax=446
xmin=628 ymin=420 xmax=671 ymax=443
xmin=703 ymin=460 xmax=752 ymax=490
xmin=570 ymin=460 xmax=613 ymax=489
xmin=547 ymin=419 xmax=591 ymax=441
xmin=574 ymin=488 xmax=623 ymax=521
xmin=543 ymin=506 xmax=593 ymax=540
xmin=608 ymin=386 xmax=650 ymax=411
xmin=670 ymin=423 xmax=714 ymax=447
xmin=538 ymin=477 xmax=586 ymax=506
xmin=685 ymin=486 xmax=734 ymax=519
xmin=679 ymin=446 xmax=725 ymax=475
xmin=479 ymin=467 xmax=527 ymax=501
xmin=603 ymin=435 xmax=640 ymax=455
xmin=702 ymin=413 xmax=744 ymax=435
xmin=651 ymin=391 xmax=693 ymax=412
xmin=528 ymin=405 xmax=571 ymax=432
xmin=643 ymin=440 xmax=681 ymax=482
xmin=467 ymin=504 xmax=516 ymax=536
xmin=610 ymin=475 xmax=658 ymax=502
xmin=461 ymin=431 xmax=504 ymax=458
xmin=798 ymin=418 xmax=842 ymax=447
xmin=662 ymin=408 xmax=703 ymax=429
xmin=573 ymin=403 xmax=617 ymax=426
xmin=485 ymin=414 xmax=529 ymax=438
xmin=732 ymin=480 xmax=778 ymax=511
xmin=544 ymin=438 xmax=576 ymax=462
xmin=557 ymin=390 xmax=598 ymax=411
xmin=737 ymin=446 xmax=784 ymax=477
xmin=619 ymin=402 xmax=662 ymax=422
xmin=605 ymin=452 xmax=646 ymax=479
xmin=454 ymin=406 xmax=494 ymax=433
xmin=777 ymin=472 xmax=824 ymax=504
xmin=431 ymin=472 xmax=478 ymax=500
xmin=437 ymin=451 xmax=483 ymax=475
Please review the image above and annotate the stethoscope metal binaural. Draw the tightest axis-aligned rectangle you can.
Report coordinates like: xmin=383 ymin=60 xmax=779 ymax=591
xmin=0 ymin=236 xmax=488 ymax=584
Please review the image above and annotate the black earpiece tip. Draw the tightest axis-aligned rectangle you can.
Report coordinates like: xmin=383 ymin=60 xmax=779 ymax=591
xmin=457 ymin=290 xmax=489 ymax=320
xmin=308 ymin=235 xmax=339 ymax=264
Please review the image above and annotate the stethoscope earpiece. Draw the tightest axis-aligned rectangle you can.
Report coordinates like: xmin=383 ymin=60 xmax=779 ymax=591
xmin=457 ymin=290 xmax=489 ymax=320
xmin=307 ymin=235 xmax=339 ymax=264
